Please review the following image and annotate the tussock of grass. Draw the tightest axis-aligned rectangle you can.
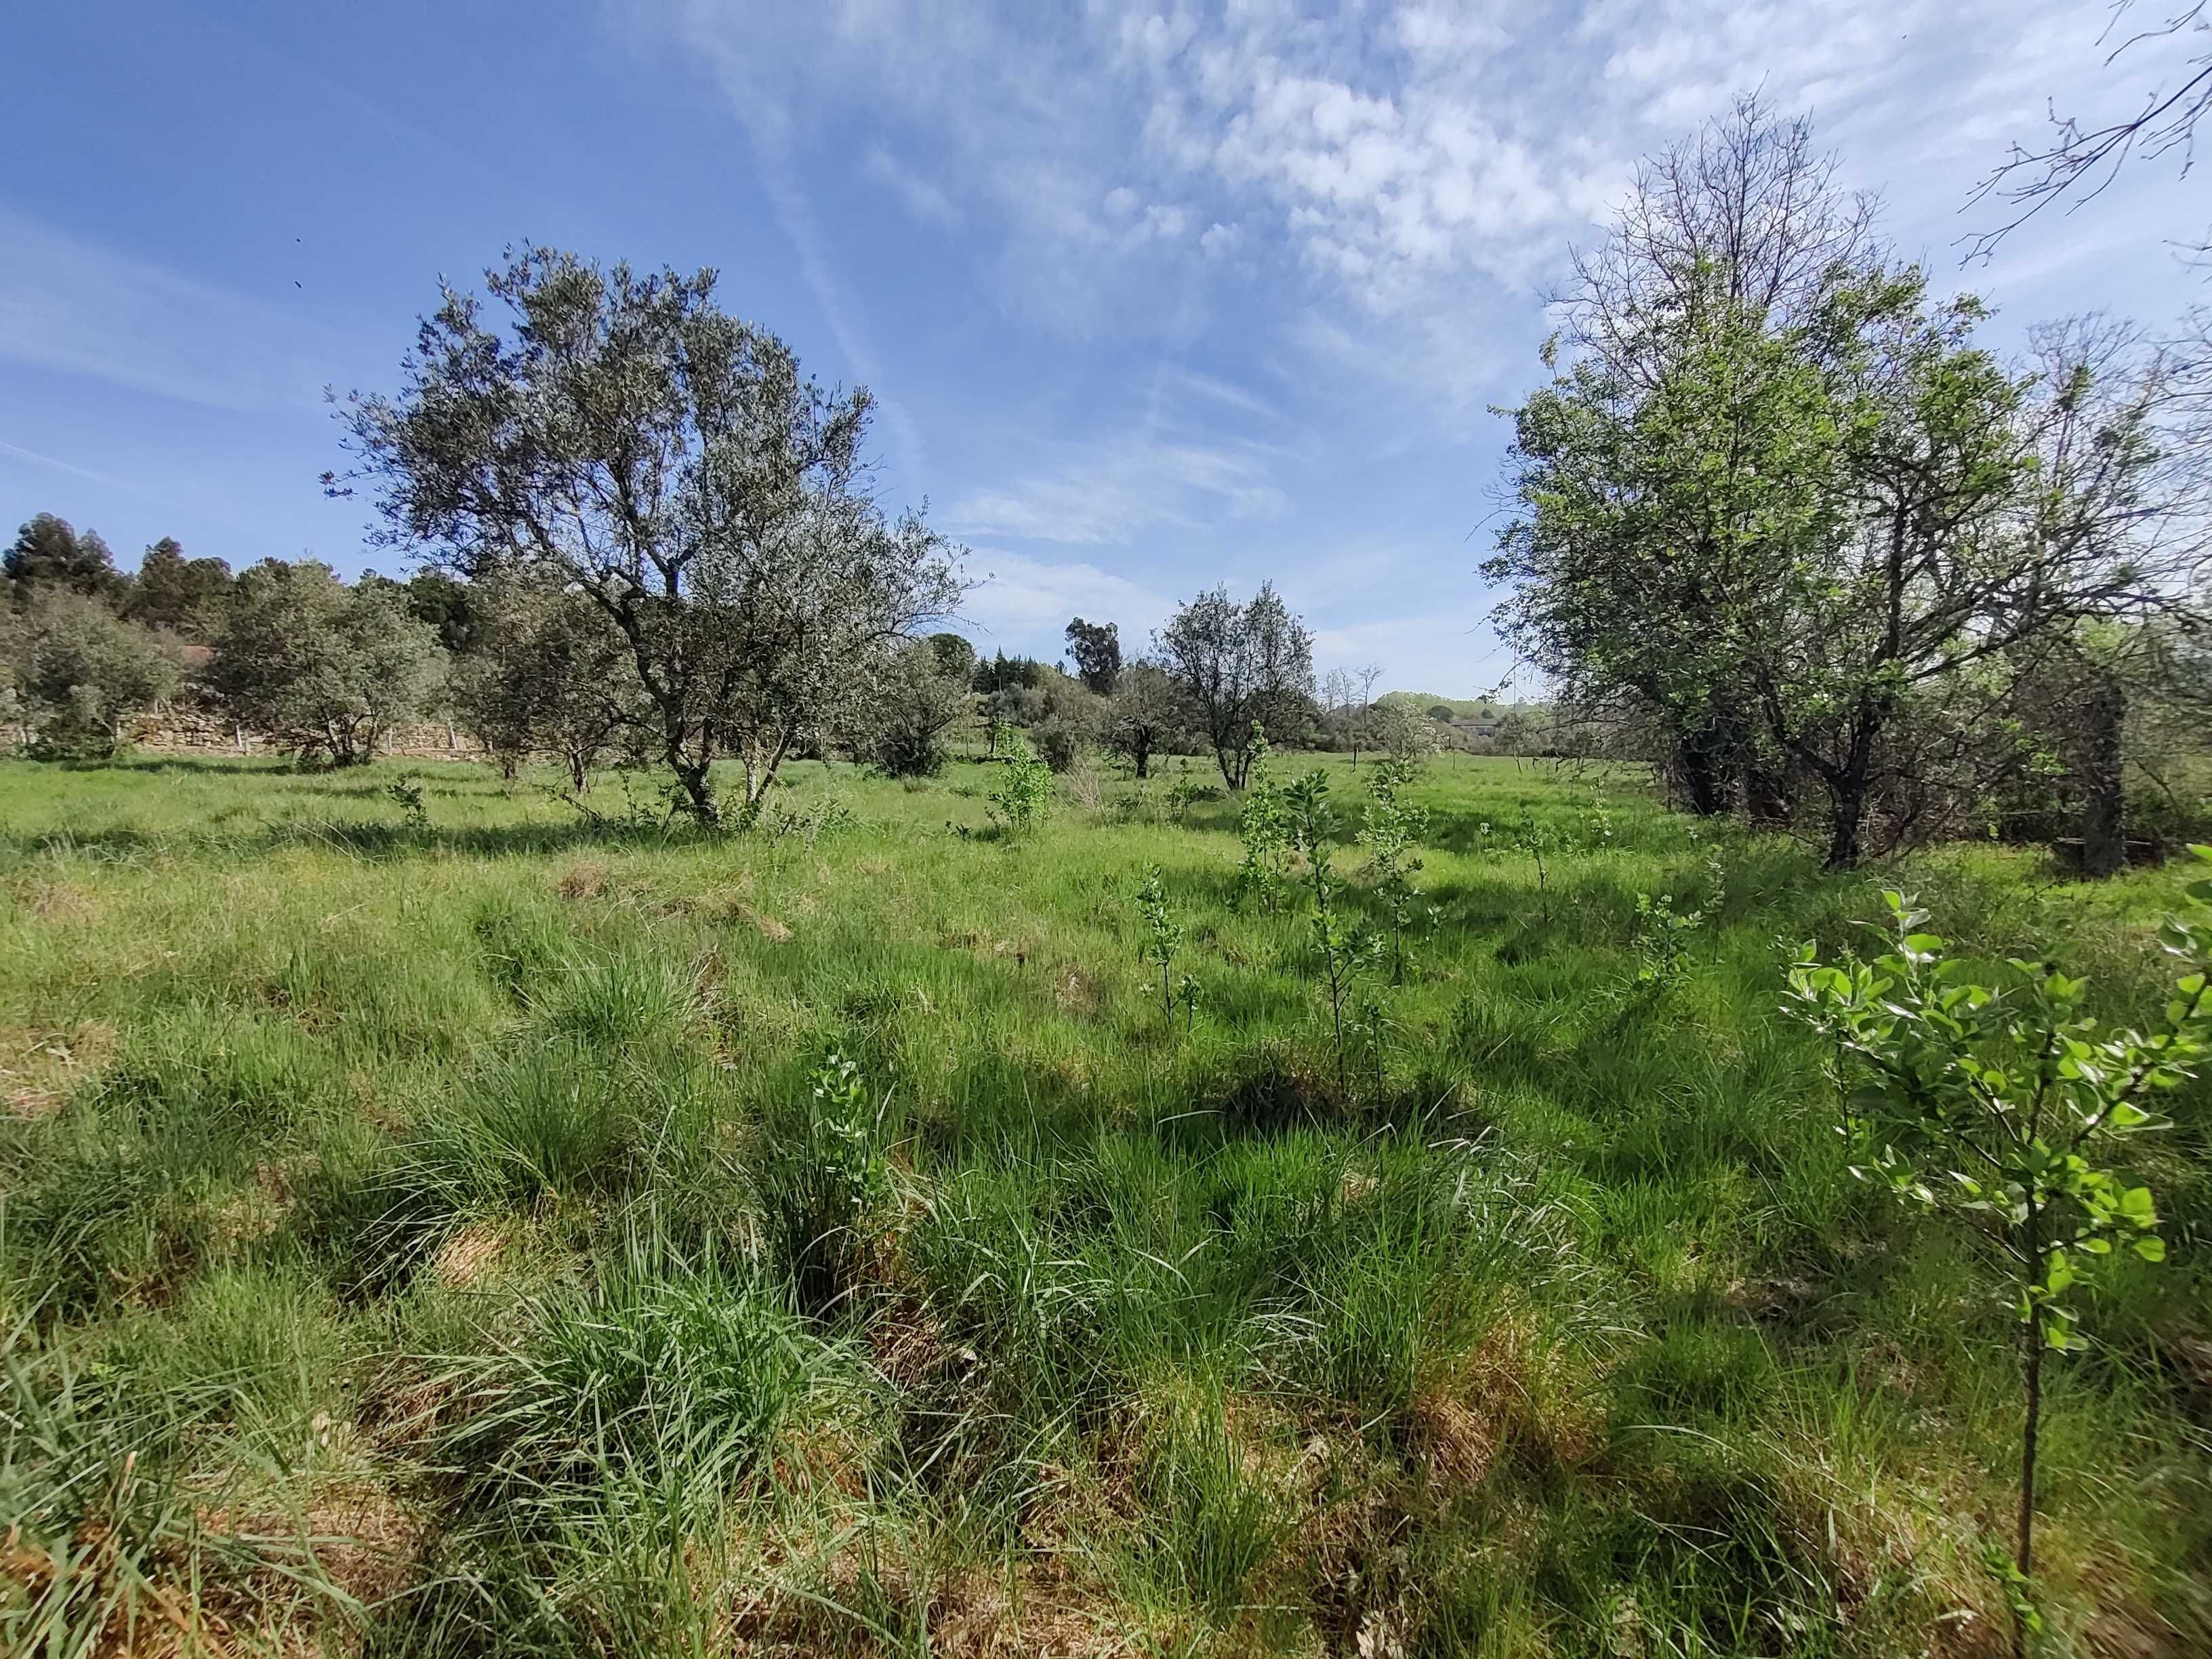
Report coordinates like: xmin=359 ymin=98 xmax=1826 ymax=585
xmin=2 ymin=751 xmax=2208 ymax=1654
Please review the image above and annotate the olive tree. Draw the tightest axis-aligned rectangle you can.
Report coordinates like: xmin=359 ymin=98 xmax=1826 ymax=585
xmin=331 ymin=247 xmax=963 ymax=827
xmin=1106 ymin=660 xmax=1194 ymax=779
xmin=8 ymin=589 xmax=182 ymax=758
xmin=451 ymin=576 xmax=638 ymax=787
xmin=1155 ymin=582 xmax=1315 ymax=789
xmin=207 ymin=560 xmax=441 ymax=766
xmin=860 ymin=639 xmax=971 ymax=777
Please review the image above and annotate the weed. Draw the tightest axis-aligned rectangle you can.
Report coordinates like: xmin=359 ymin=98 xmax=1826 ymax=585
xmin=1134 ymin=863 xmax=1185 ymax=1021
xmin=987 ymin=736 xmax=1054 ymax=839
xmin=1234 ymin=724 xmax=1292 ymax=912
xmin=1359 ymin=755 xmax=1429 ymax=984
xmin=1285 ymin=769 xmax=1378 ymax=1092
xmin=383 ymin=776 xmax=430 ymax=830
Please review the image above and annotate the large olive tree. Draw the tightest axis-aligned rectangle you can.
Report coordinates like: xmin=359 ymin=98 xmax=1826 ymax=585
xmin=329 ymin=247 xmax=963 ymax=827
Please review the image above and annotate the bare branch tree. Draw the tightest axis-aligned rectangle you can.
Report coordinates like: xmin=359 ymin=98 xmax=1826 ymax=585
xmin=1966 ymin=2 xmax=2212 ymax=262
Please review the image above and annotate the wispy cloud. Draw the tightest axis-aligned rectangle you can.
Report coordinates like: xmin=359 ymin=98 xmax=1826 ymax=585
xmin=958 ymin=546 xmax=1174 ymax=647
xmin=0 ymin=212 xmax=333 ymax=411
xmin=864 ymin=145 xmax=962 ymax=228
xmin=638 ymin=0 xmax=2143 ymax=410
xmin=945 ymin=428 xmax=1288 ymax=545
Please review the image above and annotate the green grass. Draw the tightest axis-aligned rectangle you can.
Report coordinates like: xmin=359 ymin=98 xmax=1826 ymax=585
xmin=1 ymin=748 xmax=2208 ymax=1656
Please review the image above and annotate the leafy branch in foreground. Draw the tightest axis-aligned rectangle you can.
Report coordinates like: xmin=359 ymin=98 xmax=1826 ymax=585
xmin=1134 ymin=863 xmax=1185 ymax=1023
xmin=1285 ymin=769 xmax=1378 ymax=1092
xmin=1786 ymin=851 xmax=2212 ymax=1647
xmin=1358 ymin=756 xmax=1430 ymax=984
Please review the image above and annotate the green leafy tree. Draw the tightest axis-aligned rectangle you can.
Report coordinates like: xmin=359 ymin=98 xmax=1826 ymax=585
xmin=861 ymin=640 xmax=971 ymax=779
xmin=987 ymin=734 xmax=1054 ymax=839
xmin=5 ymin=514 xmax=128 ymax=608
xmin=450 ymin=577 xmax=636 ymax=787
xmin=1105 ymin=661 xmax=1194 ymax=780
xmin=924 ymin=632 xmax=977 ymax=684
xmin=208 ymin=560 xmax=441 ymax=766
xmin=1155 ymin=583 xmax=1315 ymax=790
xmin=332 ymin=246 xmax=962 ymax=827
xmin=9 ymin=590 xmax=182 ymax=758
xmin=404 ymin=570 xmax=485 ymax=655
xmin=1786 ymin=865 xmax=2212 ymax=1634
xmin=1063 ymin=616 xmax=1122 ymax=696
xmin=125 ymin=538 xmax=234 ymax=641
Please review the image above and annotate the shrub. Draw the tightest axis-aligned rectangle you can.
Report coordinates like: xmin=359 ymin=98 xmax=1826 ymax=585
xmin=987 ymin=736 xmax=1054 ymax=838
xmin=755 ymin=1054 xmax=895 ymax=1317
xmin=1786 ymin=855 xmax=2211 ymax=1624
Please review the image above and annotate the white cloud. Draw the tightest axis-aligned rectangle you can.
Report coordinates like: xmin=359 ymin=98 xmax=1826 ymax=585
xmin=637 ymin=0 xmax=2163 ymax=412
xmin=956 ymin=546 xmax=1173 ymax=648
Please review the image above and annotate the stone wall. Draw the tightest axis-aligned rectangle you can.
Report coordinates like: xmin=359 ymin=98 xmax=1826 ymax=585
xmin=123 ymin=709 xmax=495 ymax=763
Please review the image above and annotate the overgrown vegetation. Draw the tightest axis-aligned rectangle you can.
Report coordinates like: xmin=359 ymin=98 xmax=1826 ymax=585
xmin=5 ymin=750 xmax=2209 ymax=1656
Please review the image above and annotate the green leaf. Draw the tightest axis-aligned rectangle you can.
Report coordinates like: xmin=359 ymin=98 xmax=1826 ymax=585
xmin=2133 ymin=1235 xmax=2167 ymax=1263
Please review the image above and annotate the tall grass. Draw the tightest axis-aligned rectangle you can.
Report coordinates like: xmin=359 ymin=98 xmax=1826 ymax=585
xmin=2 ymin=750 xmax=2208 ymax=1654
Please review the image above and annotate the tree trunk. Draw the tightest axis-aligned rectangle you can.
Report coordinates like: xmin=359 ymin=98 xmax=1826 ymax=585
xmin=1744 ymin=762 xmax=1790 ymax=830
xmin=1673 ymin=721 xmax=1733 ymax=817
xmin=1132 ymin=741 xmax=1151 ymax=780
xmin=1821 ymin=708 xmax=1883 ymax=872
xmin=567 ymin=749 xmax=589 ymax=794
xmin=2078 ymin=672 xmax=2126 ymax=878
xmin=671 ymin=758 xmax=719 ymax=828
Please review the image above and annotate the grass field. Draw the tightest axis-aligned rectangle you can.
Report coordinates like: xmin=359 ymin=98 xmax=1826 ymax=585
xmin=2 ymin=750 xmax=2209 ymax=1657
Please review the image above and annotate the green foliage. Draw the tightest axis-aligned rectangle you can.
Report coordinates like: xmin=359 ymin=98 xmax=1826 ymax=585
xmin=757 ymin=1052 xmax=895 ymax=1317
xmin=1284 ymin=768 xmax=1378 ymax=1092
xmin=1787 ymin=853 xmax=2212 ymax=1600
xmin=861 ymin=640 xmax=970 ymax=779
xmin=1135 ymin=863 xmax=1185 ymax=1020
xmin=1788 ymin=872 xmax=2207 ymax=1345
xmin=335 ymin=245 xmax=963 ymax=826
xmin=1359 ymin=755 xmax=1431 ymax=983
xmin=1233 ymin=723 xmax=1292 ymax=911
xmin=384 ymin=775 xmax=430 ymax=830
xmin=8 ymin=590 xmax=181 ymax=758
xmin=986 ymin=733 xmax=1055 ymax=838
xmin=207 ymin=560 xmax=441 ymax=766
xmin=1631 ymin=861 xmax=1720 ymax=989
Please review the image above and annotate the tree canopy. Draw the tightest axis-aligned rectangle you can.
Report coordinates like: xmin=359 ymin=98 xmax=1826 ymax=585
xmin=331 ymin=246 xmax=963 ymax=826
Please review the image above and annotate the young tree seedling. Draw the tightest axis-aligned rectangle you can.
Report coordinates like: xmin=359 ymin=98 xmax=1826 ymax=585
xmin=1786 ymin=851 xmax=2212 ymax=1651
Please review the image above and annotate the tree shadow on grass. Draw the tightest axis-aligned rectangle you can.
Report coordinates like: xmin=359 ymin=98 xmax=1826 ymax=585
xmin=4 ymin=816 xmax=713 ymax=865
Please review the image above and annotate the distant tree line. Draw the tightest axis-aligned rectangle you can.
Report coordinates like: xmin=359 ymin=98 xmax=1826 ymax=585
xmin=1 ymin=495 xmax=1359 ymax=803
xmin=6 ymin=247 xmax=1473 ymax=807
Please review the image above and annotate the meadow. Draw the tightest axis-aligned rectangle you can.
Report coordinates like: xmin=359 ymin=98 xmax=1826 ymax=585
xmin=1 ymin=750 xmax=2208 ymax=1658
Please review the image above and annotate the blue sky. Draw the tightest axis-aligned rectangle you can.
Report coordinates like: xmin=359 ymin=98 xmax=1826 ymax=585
xmin=4 ymin=1 xmax=2206 ymax=695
